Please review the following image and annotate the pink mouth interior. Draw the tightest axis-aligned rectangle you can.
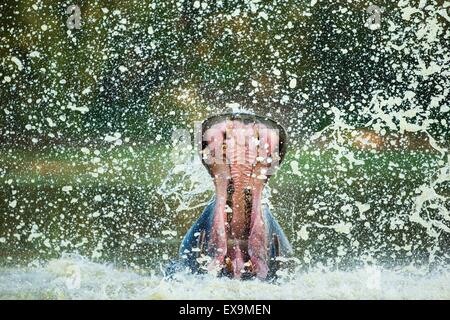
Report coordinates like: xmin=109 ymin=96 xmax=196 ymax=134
xmin=203 ymin=119 xmax=280 ymax=279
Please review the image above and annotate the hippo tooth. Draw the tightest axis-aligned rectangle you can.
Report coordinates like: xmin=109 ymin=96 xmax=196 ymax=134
xmin=225 ymin=257 xmax=233 ymax=273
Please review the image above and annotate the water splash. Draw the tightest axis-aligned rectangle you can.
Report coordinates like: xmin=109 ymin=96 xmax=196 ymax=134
xmin=0 ymin=0 xmax=449 ymax=299
xmin=0 ymin=255 xmax=449 ymax=299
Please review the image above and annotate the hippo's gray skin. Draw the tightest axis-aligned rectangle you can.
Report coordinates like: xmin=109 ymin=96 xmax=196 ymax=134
xmin=175 ymin=197 xmax=292 ymax=279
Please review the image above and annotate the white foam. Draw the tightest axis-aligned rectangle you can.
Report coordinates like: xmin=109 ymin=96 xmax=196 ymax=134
xmin=0 ymin=255 xmax=449 ymax=299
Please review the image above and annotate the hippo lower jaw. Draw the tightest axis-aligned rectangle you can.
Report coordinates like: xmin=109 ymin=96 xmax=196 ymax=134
xmin=208 ymin=195 xmax=270 ymax=280
xmin=207 ymin=182 xmax=270 ymax=280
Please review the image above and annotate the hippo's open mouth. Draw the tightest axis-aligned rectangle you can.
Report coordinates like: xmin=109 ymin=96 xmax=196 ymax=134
xmin=199 ymin=113 xmax=288 ymax=279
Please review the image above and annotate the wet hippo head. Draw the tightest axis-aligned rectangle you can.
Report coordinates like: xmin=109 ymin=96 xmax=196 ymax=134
xmin=199 ymin=113 xmax=288 ymax=279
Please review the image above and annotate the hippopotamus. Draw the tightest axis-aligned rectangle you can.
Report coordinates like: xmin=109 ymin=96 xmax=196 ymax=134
xmin=167 ymin=113 xmax=292 ymax=280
